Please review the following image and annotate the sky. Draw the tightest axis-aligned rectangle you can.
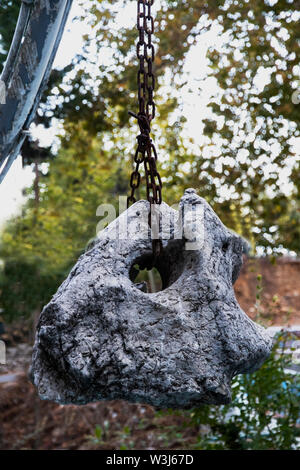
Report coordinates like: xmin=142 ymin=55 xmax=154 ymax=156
xmin=0 ymin=0 xmax=299 ymax=230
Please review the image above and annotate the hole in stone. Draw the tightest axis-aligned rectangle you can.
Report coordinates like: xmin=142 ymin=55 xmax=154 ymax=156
xmin=222 ymin=240 xmax=230 ymax=252
xmin=132 ymin=264 xmax=163 ymax=293
xmin=129 ymin=239 xmax=186 ymax=293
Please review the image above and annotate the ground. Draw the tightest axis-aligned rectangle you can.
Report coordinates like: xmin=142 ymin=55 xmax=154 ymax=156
xmin=0 ymin=344 xmax=196 ymax=450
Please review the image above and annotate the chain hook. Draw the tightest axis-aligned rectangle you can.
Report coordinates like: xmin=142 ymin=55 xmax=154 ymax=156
xmin=127 ymin=0 xmax=163 ymax=264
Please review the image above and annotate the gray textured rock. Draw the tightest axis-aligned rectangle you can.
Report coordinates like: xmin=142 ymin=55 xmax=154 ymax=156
xmin=30 ymin=189 xmax=272 ymax=408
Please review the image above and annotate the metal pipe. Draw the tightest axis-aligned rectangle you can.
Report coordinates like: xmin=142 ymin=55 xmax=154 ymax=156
xmin=0 ymin=0 xmax=74 ymax=182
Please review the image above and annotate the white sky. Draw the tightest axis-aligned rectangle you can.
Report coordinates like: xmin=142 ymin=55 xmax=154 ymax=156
xmin=0 ymin=1 xmax=299 ymax=229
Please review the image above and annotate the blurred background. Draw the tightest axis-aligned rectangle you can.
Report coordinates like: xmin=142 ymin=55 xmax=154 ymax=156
xmin=0 ymin=0 xmax=299 ymax=450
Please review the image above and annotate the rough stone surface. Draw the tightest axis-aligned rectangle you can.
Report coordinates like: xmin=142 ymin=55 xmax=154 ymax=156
xmin=30 ymin=189 xmax=272 ymax=408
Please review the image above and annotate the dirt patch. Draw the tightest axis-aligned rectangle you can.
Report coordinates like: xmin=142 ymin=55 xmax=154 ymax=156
xmin=0 ymin=344 xmax=197 ymax=450
xmin=234 ymin=257 xmax=300 ymax=325
xmin=0 ymin=372 xmax=196 ymax=450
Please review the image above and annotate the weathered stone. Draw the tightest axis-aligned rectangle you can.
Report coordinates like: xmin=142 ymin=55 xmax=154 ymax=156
xmin=30 ymin=189 xmax=272 ymax=408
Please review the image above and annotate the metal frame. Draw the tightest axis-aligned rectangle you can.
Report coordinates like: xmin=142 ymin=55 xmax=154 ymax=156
xmin=0 ymin=0 xmax=74 ymax=183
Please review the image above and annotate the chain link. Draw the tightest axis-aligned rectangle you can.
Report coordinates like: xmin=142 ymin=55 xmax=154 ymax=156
xmin=128 ymin=0 xmax=163 ymax=261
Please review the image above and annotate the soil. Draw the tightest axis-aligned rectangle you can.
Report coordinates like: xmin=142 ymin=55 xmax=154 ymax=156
xmin=0 ymin=256 xmax=299 ymax=450
xmin=0 ymin=354 xmax=196 ymax=450
xmin=234 ymin=257 xmax=300 ymax=325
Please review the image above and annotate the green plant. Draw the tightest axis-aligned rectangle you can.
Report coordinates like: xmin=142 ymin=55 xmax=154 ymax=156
xmin=117 ymin=425 xmax=135 ymax=450
xmin=190 ymin=331 xmax=300 ymax=450
xmin=87 ymin=421 xmax=110 ymax=446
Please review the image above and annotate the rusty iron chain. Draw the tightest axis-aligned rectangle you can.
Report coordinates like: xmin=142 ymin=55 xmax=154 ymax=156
xmin=127 ymin=0 xmax=163 ymax=260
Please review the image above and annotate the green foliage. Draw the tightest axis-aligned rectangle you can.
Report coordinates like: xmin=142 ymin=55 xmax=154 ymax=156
xmin=87 ymin=422 xmax=109 ymax=445
xmin=117 ymin=425 xmax=135 ymax=450
xmin=200 ymin=0 xmax=300 ymax=252
xmin=40 ymin=0 xmax=298 ymax=253
xmin=0 ymin=258 xmax=64 ymax=323
xmin=2 ymin=0 xmax=299 ymax=250
xmin=190 ymin=332 xmax=300 ymax=450
xmin=87 ymin=422 xmax=136 ymax=450
xmin=0 ymin=127 xmax=128 ymax=322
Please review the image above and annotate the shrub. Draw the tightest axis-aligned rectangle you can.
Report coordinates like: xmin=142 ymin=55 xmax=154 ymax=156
xmin=190 ymin=331 xmax=300 ymax=450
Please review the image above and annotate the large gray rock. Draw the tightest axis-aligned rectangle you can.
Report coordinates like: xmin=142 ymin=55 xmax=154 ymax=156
xmin=30 ymin=189 xmax=272 ymax=408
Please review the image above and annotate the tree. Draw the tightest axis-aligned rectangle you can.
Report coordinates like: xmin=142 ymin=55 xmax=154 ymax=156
xmin=0 ymin=124 xmax=128 ymax=321
xmin=39 ymin=0 xmax=299 ymax=253
xmin=201 ymin=0 xmax=300 ymax=253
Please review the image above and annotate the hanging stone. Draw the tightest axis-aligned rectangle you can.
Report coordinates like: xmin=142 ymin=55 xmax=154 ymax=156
xmin=30 ymin=189 xmax=272 ymax=408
